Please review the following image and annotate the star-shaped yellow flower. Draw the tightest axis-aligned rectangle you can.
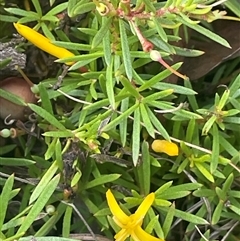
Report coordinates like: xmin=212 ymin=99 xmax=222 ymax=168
xmin=106 ymin=189 xmax=164 ymax=241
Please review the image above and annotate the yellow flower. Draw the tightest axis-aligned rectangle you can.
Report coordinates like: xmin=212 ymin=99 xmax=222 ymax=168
xmin=13 ymin=23 xmax=75 ymax=65
xmin=151 ymin=140 xmax=179 ymax=156
xmin=106 ymin=189 xmax=164 ymax=241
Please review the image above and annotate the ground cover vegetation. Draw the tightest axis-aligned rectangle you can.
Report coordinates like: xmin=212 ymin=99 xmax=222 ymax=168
xmin=0 ymin=0 xmax=239 ymax=240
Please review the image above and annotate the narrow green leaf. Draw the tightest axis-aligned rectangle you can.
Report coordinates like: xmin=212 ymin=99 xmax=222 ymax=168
xmin=0 ymin=174 xmax=14 ymax=230
xmin=74 ymin=2 xmax=96 ymax=15
xmin=34 ymin=203 xmax=66 ymax=236
xmin=45 ymin=137 xmax=58 ymax=160
xmin=195 ymin=162 xmax=214 ymax=183
xmin=0 ymin=15 xmax=19 ymax=22
xmin=85 ymin=174 xmax=121 ymax=189
xmin=140 ymin=103 xmax=155 ymax=138
xmin=202 ymin=115 xmax=217 ymax=135
xmin=154 ymin=199 xmax=172 ymax=207
xmin=152 ymin=17 xmax=168 ymax=42
xmin=228 ymin=190 xmax=240 ymax=199
xmin=4 ymin=8 xmax=38 ymax=17
xmin=0 ymin=157 xmax=35 ymax=166
xmin=173 ymin=109 xmax=203 ymax=121
xmin=159 ymin=191 xmax=191 ymax=200
xmin=20 ymin=236 xmax=76 ymax=241
xmin=55 ymin=138 xmax=63 ymax=171
xmin=155 ymin=181 xmax=173 ymax=196
xmin=45 ymin=2 xmax=68 ymax=16
xmin=92 ymin=17 xmax=112 ymax=49
xmin=222 ymin=173 xmax=234 ymax=194
xmin=41 ymin=15 xmax=59 ymax=22
xmin=165 ymin=183 xmax=202 ymax=193
xmin=229 ymin=74 xmax=240 ymax=94
xmin=62 ymin=206 xmax=72 ymax=237
xmin=177 ymin=158 xmax=189 ymax=174
xmin=146 ymin=208 xmax=164 ymax=239
xmin=38 ymin=83 xmax=53 ymax=115
xmin=176 ymin=14 xmax=231 ymax=48
xmin=132 ymin=107 xmax=141 ymax=166
xmin=17 ymin=174 xmax=60 ymax=234
xmin=138 ymin=141 xmax=151 ymax=194
xmin=229 ymin=205 xmax=240 ymax=216
xmin=2 ymin=216 xmax=25 ymax=231
xmin=0 ymin=88 xmax=26 ymax=106
xmin=217 ymin=88 xmax=230 ymax=110
xmin=102 ymin=103 xmax=138 ymax=132
xmin=0 ymin=144 xmax=16 ymax=156
xmin=212 ymin=201 xmax=224 ymax=225
xmin=28 ymin=104 xmax=66 ymax=130
xmin=67 ymin=0 xmax=78 ymax=17
xmin=0 ymin=58 xmax=11 ymax=69
xmin=219 ymin=135 xmax=239 ymax=157
xmin=69 ymin=57 xmax=98 ymax=71
xmin=52 ymin=41 xmax=94 ymax=51
xmin=106 ymin=58 xmax=115 ymax=109
xmin=29 ymin=161 xmax=58 ymax=204
xmin=224 ymin=0 xmax=240 ymax=17
xmin=184 ymin=79 xmax=199 ymax=111
xmin=71 ymin=171 xmax=81 ymax=187
xmin=32 ymin=0 xmax=42 ymax=16
xmin=120 ymin=75 xmax=141 ymax=99
xmin=159 ymin=206 xmax=209 ymax=225
xmin=154 ymin=81 xmax=197 ymax=95
xmin=146 ymin=106 xmax=170 ymax=141
xmin=142 ymin=0 xmax=156 ymax=12
xmin=139 ymin=63 xmax=182 ymax=91
xmin=215 ymin=187 xmax=225 ymax=200
xmin=186 ymin=119 xmax=195 ymax=143
xmin=119 ymin=98 xmax=129 ymax=146
xmin=162 ymin=202 xmax=175 ymax=238
xmin=211 ymin=123 xmax=219 ymax=173
xmin=56 ymin=52 xmax=104 ymax=63
xmin=4 ymin=232 xmax=25 ymax=241
xmin=174 ymin=46 xmax=204 ymax=57
xmin=142 ymin=89 xmax=174 ymax=103
xmin=119 ymin=20 xmax=132 ymax=80
xmin=103 ymin=22 xmax=112 ymax=66
xmin=43 ymin=131 xmax=74 ymax=138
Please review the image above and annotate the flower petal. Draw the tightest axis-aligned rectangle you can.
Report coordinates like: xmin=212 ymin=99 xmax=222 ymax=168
xmin=134 ymin=193 xmax=155 ymax=221
xmin=151 ymin=140 xmax=179 ymax=156
xmin=106 ymin=189 xmax=129 ymax=225
xmin=114 ymin=228 xmax=130 ymax=241
xmin=13 ymin=23 xmax=75 ymax=65
xmin=133 ymin=226 xmax=165 ymax=241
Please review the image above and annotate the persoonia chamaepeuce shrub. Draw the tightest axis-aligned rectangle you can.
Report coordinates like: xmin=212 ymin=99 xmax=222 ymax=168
xmin=0 ymin=0 xmax=239 ymax=240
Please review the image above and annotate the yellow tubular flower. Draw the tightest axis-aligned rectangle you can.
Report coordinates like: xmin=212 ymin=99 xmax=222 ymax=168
xmin=152 ymin=140 xmax=179 ymax=156
xmin=106 ymin=190 xmax=164 ymax=241
xmin=13 ymin=23 xmax=75 ymax=65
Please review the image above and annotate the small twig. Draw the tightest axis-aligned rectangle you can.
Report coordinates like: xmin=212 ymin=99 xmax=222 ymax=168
xmin=16 ymin=65 xmax=34 ymax=87
xmin=150 ymin=50 xmax=188 ymax=80
xmin=69 ymin=233 xmax=112 ymax=241
xmin=195 ymin=225 xmax=209 ymax=241
xmin=129 ymin=20 xmax=153 ymax=52
xmin=197 ymin=0 xmax=227 ymax=8
xmin=220 ymin=221 xmax=239 ymax=241
xmin=154 ymin=102 xmax=187 ymax=113
xmin=4 ymin=114 xmax=16 ymax=125
xmin=0 ymin=172 xmax=39 ymax=186
xmin=61 ymin=201 xmax=98 ymax=241
xmin=53 ymin=64 xmax=70 ymax=90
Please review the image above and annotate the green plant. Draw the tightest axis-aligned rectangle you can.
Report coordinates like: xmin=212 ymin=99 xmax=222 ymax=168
xmin=0 ymin=0 xmax=239 ymax=241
